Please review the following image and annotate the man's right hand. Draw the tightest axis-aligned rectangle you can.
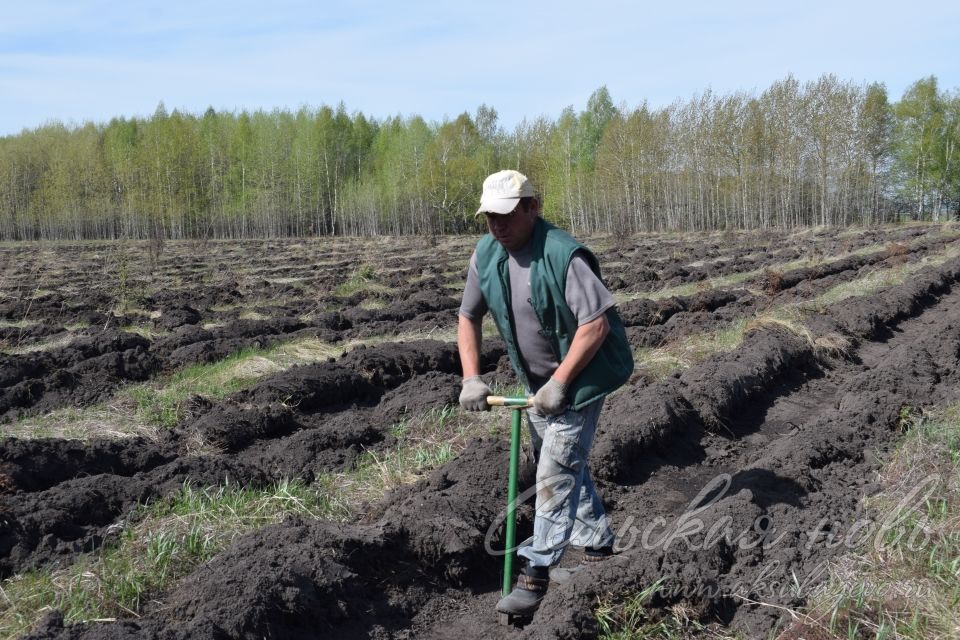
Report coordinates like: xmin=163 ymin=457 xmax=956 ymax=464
xmin=459 ymin=375 xmax=492 ymax=411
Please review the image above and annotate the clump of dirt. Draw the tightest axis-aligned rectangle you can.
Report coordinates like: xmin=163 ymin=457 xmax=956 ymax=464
xmin=186 ymin=402 xmax=298 ymax=453
xmin=375 ymin=437 xmax=536 ymax=584
xmin=0 ymin=437 xmax=174 ymax=493
xmin=152 ymin=305 xmax=201 ymax=330
xmin=0 ymin=456 xmax=270 ymax=576
xmin=591 ymin=379 xmax=701 ymax=481
xmin=760 ymin=269 xmax=783 ymax=295
xmin=679 ymin=327 xmax=814 ymax=430
xmin=243 ymin=363 xmax=379 ymax=413
xmin=373 ymin=371 xmax=461 ymax=426
xmin=0 ymin=331 xmax=158 ymax=422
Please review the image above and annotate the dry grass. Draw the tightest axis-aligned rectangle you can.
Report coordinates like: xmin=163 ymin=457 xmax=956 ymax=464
xmin=119 ymin=325 xmax=168 ymax=340
xmin=359 ymin=299 xmax=388 ymax=310
xmin=0 ymin=334 xmax=76 ymax=356
xmin=595 ymin=579 xmax=743 ymax=639
xmin=761 ymin=269 xmax=784 ymax=295
xmin=810 ymin=245 xmax=960 ymax=309
xmin=634 ymin=318 xmax=749 ymax=380
xmin=264 ymin=276 xmax=307 ymax=285
xmin=238 ymin=310 xmax=271 ymax=321
xmin=798 ymin=404 xmax=960 ymax=639
xmin=0 ymin=319 xmax=34 ymax=329
xmin=746 ymin=309 xmax=852 ymax=359
xmin=884 ymin=241 xmax=910 ymax=267
xmin=1 ymin=396 xmax=160 ymax=441
xmin=618 ymin=226 xmax=959 ymax=306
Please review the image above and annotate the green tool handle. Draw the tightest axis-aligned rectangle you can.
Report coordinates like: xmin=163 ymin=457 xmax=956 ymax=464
xmin=487 ymin=395 xmax=534 ymax=408
xmin=488 ymin=396 xmax=531 ymax=597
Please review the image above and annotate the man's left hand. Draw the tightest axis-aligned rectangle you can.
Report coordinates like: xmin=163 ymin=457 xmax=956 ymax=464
xmin=534 ymin=378 xmax=569 ymax=415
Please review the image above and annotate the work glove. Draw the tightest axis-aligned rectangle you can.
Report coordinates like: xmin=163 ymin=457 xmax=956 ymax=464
xmin=460 ymin=375 xmax=492 ymax=411
xmin=533 ymin=377 xmax=568 ymax=416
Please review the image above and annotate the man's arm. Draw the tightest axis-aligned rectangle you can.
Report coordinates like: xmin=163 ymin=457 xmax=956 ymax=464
xmin=457 ymin=313 xmax=491 ymax=411
xmin=457 ymin=313 xmax=483 ymax=378
xmin=551 ymin=313 xmax=609 ymax=386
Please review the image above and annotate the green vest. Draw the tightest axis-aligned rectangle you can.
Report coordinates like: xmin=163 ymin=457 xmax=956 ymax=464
xmin=475 ymin=217 xmax=634 ymax=409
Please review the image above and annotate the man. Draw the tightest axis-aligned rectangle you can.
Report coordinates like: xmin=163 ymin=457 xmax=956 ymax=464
xmin=457 ymin=169 xmax=634 ymax=617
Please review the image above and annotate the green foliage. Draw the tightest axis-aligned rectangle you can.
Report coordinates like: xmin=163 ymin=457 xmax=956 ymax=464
xmin=0 ymin=74 xmax=958 ymax=241
xmin=892 ymin=77 xmax=960 ymax=220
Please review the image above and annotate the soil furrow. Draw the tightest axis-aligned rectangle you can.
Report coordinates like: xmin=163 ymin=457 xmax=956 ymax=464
xmin=5 ymin=229 xmax=960 ymax=640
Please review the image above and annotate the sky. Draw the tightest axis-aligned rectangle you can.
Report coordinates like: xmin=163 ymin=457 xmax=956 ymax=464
xmin=2 ymin=0 xmax=958 ymax=136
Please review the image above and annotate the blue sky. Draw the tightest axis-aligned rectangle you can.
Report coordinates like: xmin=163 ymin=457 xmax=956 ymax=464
xmin=2 ymin=0 xmax=958 ymax=136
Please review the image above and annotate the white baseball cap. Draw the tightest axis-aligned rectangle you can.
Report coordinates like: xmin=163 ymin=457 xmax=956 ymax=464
xmin=477 ymin=170 xmax=535 ymax=215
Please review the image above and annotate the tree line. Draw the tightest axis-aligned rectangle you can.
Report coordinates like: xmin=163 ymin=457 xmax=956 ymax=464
xmin=0 ymin=73 xmax=957 ymax=240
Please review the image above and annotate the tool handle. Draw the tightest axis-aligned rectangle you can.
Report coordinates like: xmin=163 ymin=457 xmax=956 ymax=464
xmin=487 ymin=395 xmax=534 ymax=408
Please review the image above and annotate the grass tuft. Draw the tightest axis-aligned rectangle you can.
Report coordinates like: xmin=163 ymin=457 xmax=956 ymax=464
xmin=594 ymin=579 xmax=738 ymax=639
xmin=0 ymin=334 xmax=76 ymax=356
xmin=334 ymin=264 xmax=392 ymax=297
xmin=634 ymin=318 xmax=748 ymax=380
xmin=0 ymin=319 xmax=34 ymax=329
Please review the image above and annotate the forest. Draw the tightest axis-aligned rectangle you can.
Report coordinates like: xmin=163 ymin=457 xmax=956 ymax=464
xmin=0 ymin=73 xmax=957 ymax=240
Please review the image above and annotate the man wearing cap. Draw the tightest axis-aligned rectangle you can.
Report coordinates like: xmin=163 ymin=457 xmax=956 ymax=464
xmin=457 ymin=169 xmax=634 ymax=617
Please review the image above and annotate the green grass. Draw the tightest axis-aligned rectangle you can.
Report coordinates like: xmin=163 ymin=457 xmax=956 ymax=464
xmin=122 ymin=336 xmax=361 ymax=428
xmin=795 ymin=403 xmax=960 ymax=639
xmin=124 ymin=347 xmax=271 ymax=428
xmin=595 ymin=578 xmax=738 ymax=639
xmin=334 ymin=264 xmax=393 ymax=297
xmin=596 ymin=580 xmax=675 ymax=639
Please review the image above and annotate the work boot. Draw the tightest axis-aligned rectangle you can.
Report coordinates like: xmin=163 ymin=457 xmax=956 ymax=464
xmin=549 ymin=545 xmax=614 ymax=584
xmin=583 ymin=544 xmax=615 ymax=563
xmin=496 ymin=565 xmax=549 ymax=616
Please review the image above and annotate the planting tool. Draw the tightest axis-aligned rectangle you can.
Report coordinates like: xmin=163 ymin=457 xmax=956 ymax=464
xmin=487 ymin=394 xmax=534 ymax=626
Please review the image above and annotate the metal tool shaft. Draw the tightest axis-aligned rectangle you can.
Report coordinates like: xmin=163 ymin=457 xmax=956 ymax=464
xmin=486 ymin=395 xmax=532 ymax=597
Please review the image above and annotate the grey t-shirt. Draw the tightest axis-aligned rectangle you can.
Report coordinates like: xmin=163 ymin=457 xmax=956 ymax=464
xmin=459 ymin=244 xmax=616 ymax=388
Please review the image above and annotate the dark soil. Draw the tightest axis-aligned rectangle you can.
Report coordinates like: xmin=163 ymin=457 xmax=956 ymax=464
xmin=4 ymin=229 xmax=960 ymax=639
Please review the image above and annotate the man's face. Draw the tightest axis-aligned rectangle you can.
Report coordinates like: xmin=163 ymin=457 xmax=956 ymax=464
xmin=484 ymin=199 xmax=539 ymax=251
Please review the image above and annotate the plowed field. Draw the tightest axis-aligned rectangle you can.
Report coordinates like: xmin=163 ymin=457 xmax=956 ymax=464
xmin=2 ymin=224 xmax=959 ymax=639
